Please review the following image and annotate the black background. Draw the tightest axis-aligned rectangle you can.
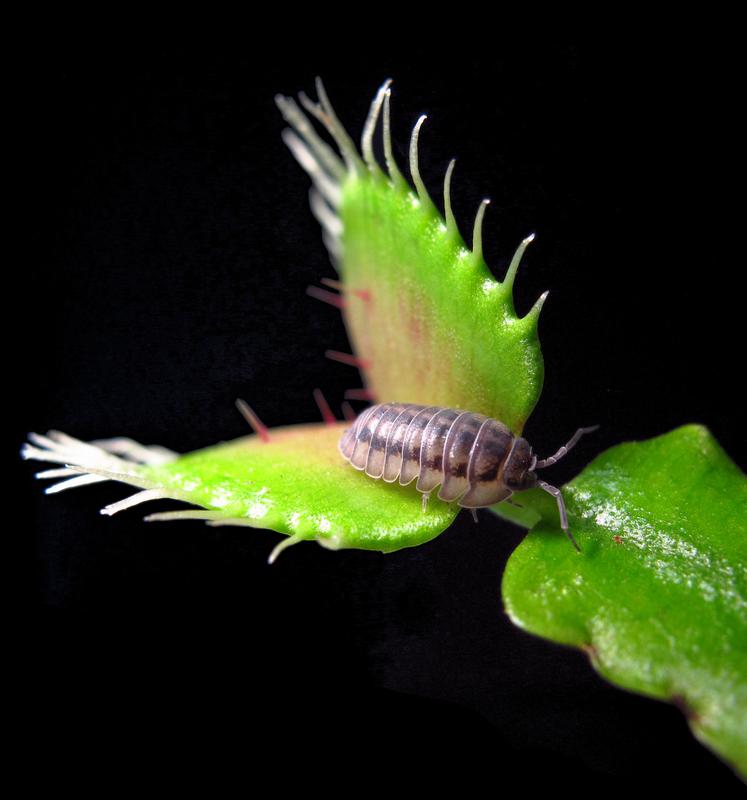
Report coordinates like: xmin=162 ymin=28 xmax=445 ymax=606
xmin=14 ymin=33 xmax=744 ymax=790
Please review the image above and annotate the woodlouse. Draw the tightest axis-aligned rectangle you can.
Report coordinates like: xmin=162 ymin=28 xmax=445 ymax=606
xmin=339 ymin=403 xmax=597 ymax=551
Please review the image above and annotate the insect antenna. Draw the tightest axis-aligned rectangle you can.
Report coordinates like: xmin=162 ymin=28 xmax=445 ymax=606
xmin=535 ymin=425 xmax=599 ymax=469
xmin=537 ymin=480 xmax=581 ymax=552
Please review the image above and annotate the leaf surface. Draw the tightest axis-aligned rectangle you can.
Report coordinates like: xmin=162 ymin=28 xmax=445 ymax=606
xmin=279 ymin=80 xmax=546 ymax=434
xmin=338 ymin=170 xmax=543 ymax=434
xmin=498 ymin=425 xmax=747 ymax=777
xmin=24 ymin=424 xmax=458 ymax=562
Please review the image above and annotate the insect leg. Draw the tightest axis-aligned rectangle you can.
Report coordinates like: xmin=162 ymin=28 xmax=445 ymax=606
xmin=421 ymin=492 xmax=431 ymax=512
xmin=535 ymin=425 xmax=599 ymax=469
xmin=537 ymin=480 xmax=581 ymax=552
xmin=470 ymin=508 xmax=479 ymax=524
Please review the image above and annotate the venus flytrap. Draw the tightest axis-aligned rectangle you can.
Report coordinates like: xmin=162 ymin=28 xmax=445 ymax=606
xmin=329 ymin=82 xmax=546 ymax=434
xmin=23 ymin=79 xmax=746 ymax=778
xmin=24 ymin=79 xmax=546 ymax=558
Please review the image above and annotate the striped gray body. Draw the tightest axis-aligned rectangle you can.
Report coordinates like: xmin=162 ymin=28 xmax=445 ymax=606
xmin=339 ymin=403 xmax=517 ymax=508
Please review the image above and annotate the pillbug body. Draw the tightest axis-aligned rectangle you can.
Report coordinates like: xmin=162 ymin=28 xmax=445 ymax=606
xmin=340 ymin=402 xmax=597 ymax=551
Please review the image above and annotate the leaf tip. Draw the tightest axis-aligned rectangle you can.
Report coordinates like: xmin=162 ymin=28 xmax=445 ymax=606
xmin=409 ymin=114 xmax=434 ymax=209
xmin=471 ymin=198 xmax=491 ymax=265
xmin=443 ymin=158 xmax=459 ymax=239
xmin=523 ymin=289 xmax=549 ymax=327
xmin=361 ymin=79 xmax=392 ymax=171
xmin=267 ymin=533 xmax=305 ymax=565
xmin=501 ymin=232 xmax=536 ymax=296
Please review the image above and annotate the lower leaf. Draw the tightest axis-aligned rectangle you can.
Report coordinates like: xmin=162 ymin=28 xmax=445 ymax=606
xmin=498 ymin=425 xmax=747 ymax=778
xmin=23 ymin=423 xmax=458 ymax=562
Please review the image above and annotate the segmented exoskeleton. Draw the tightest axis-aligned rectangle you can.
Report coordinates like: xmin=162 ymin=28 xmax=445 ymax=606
xmin=340 ymin=403 xmax=597 ymax=551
